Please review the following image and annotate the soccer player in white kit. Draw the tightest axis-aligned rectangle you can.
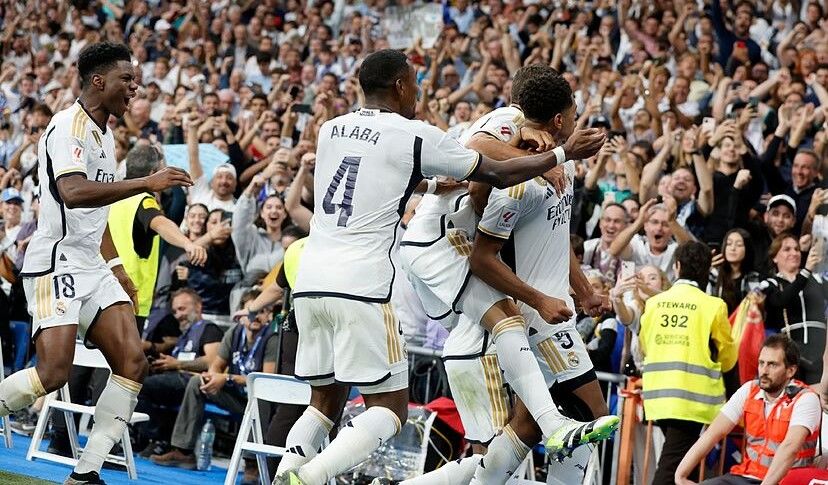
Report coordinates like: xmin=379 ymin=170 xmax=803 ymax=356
xmin=272 ymin=50 xmax=600 ymax=485
xmin=0 ymin=43 xmax=193 ymax=485
xmin=381 ymin=66 xmax=616 ymax=485
xmin=468 ymin=67 xmax=614 ymax=484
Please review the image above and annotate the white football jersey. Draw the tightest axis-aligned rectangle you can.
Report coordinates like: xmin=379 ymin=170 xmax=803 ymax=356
xmin=293 ymin=108 xmax=481 ymax=301
xmin=477 ymin=162 xmax=577 ymax=310
xmin=21 ymin=101 xmax=119 ymax=277
xmin=402 ymin=106 xmax=526 ymax=244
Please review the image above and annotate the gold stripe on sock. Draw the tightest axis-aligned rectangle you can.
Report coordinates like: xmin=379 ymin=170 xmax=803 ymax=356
xmin=307 ymin=406 xmax=334 ymax=431
xmin=491 ymin=315 xmax=525 ymax=336
xmin=27 ymin=368 xmax=46 ymax=396
xmin=503 ymin=424 xmax=530 ymax=460
xmin=111 ymin=374 xmax=142 ymax=394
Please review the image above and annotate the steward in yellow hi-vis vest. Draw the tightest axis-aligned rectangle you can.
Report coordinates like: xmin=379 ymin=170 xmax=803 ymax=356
xmin=639 ymin=241 xmax=738 ymax=485
xmin=640 ymin=279 xmax=737 ymax=424
xmin=107 ymin=145 xmax=206 ymax=333
xmin=108 ymin=193 xmax=161 ymax=318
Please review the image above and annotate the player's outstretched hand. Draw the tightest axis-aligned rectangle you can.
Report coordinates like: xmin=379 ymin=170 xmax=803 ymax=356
xmin=145 ymin=167 xmax=194 ymax=192
xmin=563 ymin=128 xmax=607 ymax=160
xmin=536 ymin=294 xmax=574 ymax=324
xmin=581 ymin=292 xmax=609 ymax=317
xmin=542 ymin=165 xmax=568 ymax=196
xmin=519 ymin=126 xmax=555 ymax=152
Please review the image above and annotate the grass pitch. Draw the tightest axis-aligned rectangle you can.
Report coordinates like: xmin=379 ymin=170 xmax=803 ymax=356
xmin=0 ymin=469 xmax=56 ymax=484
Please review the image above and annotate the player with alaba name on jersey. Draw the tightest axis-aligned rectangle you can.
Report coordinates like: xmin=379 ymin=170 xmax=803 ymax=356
xmin=0 ymin=42 xmax=193 ymax=485
xmin=273 ymin=50 xmax=605 ymax=485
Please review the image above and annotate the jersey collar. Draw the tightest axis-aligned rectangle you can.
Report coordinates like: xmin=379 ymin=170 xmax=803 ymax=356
xmin=76 ymin=99 xmax=108 ymax=134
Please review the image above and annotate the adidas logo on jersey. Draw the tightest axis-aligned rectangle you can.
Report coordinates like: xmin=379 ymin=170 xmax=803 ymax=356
xmin=100 ymin=151 xmax=106 ymax=159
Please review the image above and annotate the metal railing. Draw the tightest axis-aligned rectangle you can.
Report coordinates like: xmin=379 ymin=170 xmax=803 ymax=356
xmin=406 ymin=344 xmax=627 ymax=484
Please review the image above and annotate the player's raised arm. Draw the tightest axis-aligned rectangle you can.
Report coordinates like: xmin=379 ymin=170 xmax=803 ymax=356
xmin=57 ymin=168 xmax=192 ymax=209
xmin=468 ymin=127 xmax=605 ymax=189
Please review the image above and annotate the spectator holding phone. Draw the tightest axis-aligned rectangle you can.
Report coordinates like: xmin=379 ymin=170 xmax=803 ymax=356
xmin=710 ymin=228 xmax=762 ymax=314
xmin=760 ymin=233 xmax=827 ymax=384
xmin=174 ymin=209 xmax=242 ymax=316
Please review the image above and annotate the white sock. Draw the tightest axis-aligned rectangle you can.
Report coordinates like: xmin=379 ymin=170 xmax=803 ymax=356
xmin=492 ymin=318 xmax=564 ymax=437
xmin=0 ymin=367 xmax=46 ymax=417
xmin=546 ymin=444 xmax=593 ymax=485
xmin=298 ymin=406 xmax=400 ymax=484
xmin=400 ymin=455 xmax=482 ymax=485
xmin=74 ymin=375 xmax=141 ymax=474
xmin=276 ymin=406 xmax=334 ymax=474
xmin=470 ymin=425 xmax=530 ymax=485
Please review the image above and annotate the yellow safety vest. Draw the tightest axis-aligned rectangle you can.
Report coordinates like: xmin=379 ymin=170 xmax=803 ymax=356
xmin=640 ymin=281 xmax=737 ymax=424
xmin=283 ymin=237 xmax=306 ymax=289
xmin=108 ymin=193 xmax=161 ymax=317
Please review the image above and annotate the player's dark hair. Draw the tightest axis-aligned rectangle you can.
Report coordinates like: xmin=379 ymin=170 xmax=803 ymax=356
xmin=77 ymin=42 xmax=132 ymax=88
xmin=511 ymin=64 xmax=573 ymax=124
xmin=251 ymin=93 xmax=268 ymax=104
xmin=359 ymin=49 xmax=409 ymax=96
xmin=282 ymin=224 xmax=308 ymax=240
xmin=763 ymin=334 xmax=800 ymax=368
xmin=675 ymin=240 xmax=712 ymax=289
xmin=125 ymin=144 xmax=161 ymax=180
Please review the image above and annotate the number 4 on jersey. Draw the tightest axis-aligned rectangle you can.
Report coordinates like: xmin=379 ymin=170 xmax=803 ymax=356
xmin=323 ymin=156 xmax=361 ymax=227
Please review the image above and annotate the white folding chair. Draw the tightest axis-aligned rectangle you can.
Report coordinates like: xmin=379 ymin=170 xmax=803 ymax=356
xmin=26 ymin=342 xmax=149 ymax=479
xmin=0 ymin=338 xmax=12 ymax=448
xmin=224 ymin=373 xmax=332 ymax=485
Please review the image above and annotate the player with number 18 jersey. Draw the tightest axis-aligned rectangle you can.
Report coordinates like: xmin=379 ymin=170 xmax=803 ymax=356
xmin=20 ymin=101 xmax=129 ymax=340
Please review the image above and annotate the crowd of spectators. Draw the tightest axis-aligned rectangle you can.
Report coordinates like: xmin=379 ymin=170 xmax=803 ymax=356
xmin=0 ymin=0 xmax=827 ymax=483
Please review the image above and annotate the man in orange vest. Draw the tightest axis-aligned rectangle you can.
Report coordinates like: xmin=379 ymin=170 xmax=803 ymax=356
xmin=675 ymin=334 xmax=821 ymax=485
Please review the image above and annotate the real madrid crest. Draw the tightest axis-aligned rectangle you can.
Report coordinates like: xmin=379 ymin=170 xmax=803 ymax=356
xmin=55 ymin=300 xmax=66 ymax=316
xmin=568 ymin=351 xmax=580 ymax=368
